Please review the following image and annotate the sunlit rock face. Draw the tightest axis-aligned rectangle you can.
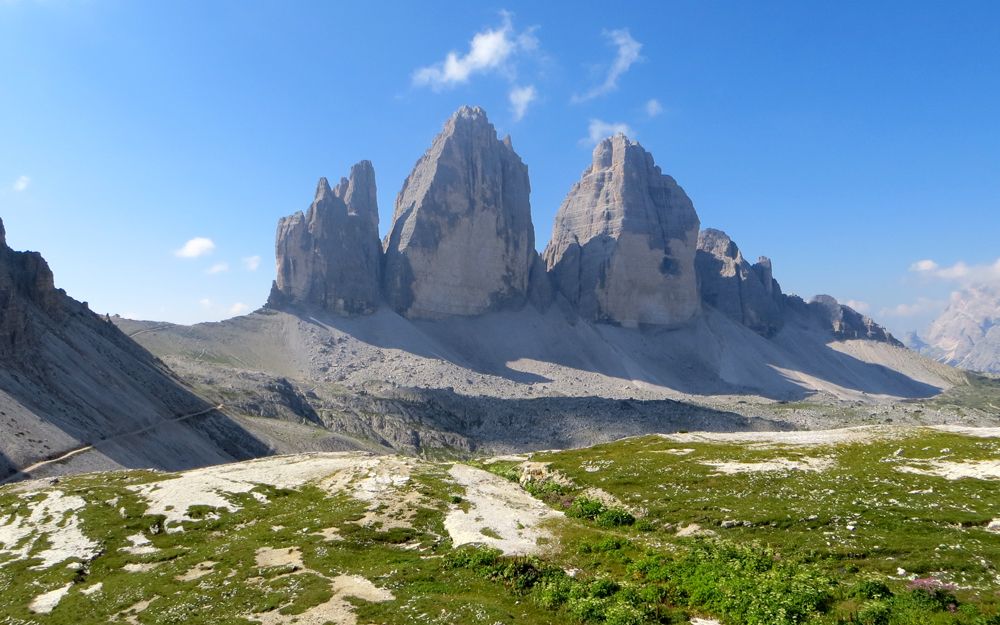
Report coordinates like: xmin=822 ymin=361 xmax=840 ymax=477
xmin=543 ymin=134 xmax=701 ymax=328
xmin=383 ymin=106 xmax=535 ymax=318
xmin=268 ymin=161 xmax=383 ymax=315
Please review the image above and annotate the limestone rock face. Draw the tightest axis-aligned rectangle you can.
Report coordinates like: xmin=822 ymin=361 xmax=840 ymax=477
xmin=918 ymin=284 xmax=1000 ymax=373
xmin=383 ymin=106 xmax=535 ymax=318
xmin=543 ymin=134 xmax=700 ymax=327
xmin=0 ymin=218 xmax=63 ymax=357
xmin=268 ymin=161 xmax=382 ymax=315
xmin=695 ymin=229 xmax=784 ymax=336
xmin=790 ymin=295 xmax=901 ymax=346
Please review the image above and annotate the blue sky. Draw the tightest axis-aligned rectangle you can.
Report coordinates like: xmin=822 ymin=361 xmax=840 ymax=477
xmin=1 ymin=1 xmax=998 ymax=333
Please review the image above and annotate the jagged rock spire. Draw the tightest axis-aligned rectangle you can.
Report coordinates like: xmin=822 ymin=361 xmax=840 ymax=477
xmin=382 ymin=106 xmax=535 ymax=318
xmin=695 ymin=228 xmax=784 ymax=337
xmin=268 ymin=160 xmax=382 ymax=315
xmin=542 ymin=134 xmax=701 ymax=327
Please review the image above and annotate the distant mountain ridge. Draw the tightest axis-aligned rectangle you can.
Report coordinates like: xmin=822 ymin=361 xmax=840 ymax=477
xmin=908 ymin=284 xmax=1000 ymax=374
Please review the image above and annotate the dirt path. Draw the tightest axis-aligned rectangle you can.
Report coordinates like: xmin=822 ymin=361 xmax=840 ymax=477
xmin=126 ymin=324 xmax=172 ymax=338
xmin=0 ymin=404 xmax=224 ymax=485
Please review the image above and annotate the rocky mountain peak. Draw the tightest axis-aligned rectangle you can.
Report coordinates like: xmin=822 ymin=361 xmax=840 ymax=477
xmin=382 ymin=106 xmax=535 ymax=318
xmin=542 ymin=133 xmax=701 ymax=327
xmin=806 ymin=295 xmax=900 ymax=345
xmin=268 ymin=161 xmax=383 ymax=315
xmin=917 ymin=284 xmax=1000 ymax=373
xmin=695 ymin=228 xmax=784 ymax=337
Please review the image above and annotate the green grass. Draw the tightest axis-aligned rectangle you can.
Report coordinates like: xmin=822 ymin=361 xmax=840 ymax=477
xmin=2 ymin=427 xmax=1000 ymax=624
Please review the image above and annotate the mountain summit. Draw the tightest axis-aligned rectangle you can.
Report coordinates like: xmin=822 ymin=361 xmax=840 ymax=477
xmin=382 ymin=105 xmax=536 ymax=318
xmin=544 ymin=134 xmax=701 ymax=328
xmin=268 ymin=161 xmax=382 ymax=314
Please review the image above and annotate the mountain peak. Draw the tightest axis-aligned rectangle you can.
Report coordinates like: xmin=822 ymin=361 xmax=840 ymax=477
xmin=451 ymin=105 xmax=488 ymax=122
xmin=383 ymin=107 xmax=534 ymax=318
xmin=545 ymin=134 xmax=700 ymax=327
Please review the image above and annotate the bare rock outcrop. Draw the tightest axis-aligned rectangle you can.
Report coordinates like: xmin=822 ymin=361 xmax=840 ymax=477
xmin=542 ymin=134 xmax=700 ymax=327
xmin=785 ymin=294 xmax=901 ymax=346
xmin=382 ymin=106 xmax=535 ymax=318
xmin=695 ymin=228 xmax=784 ymax=337
xmin=268 ymin=161 xmax=382 ymax=315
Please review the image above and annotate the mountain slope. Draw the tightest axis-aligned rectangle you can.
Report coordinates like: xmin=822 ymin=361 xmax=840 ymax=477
xmin=0 ymin=218 xmax=269 ymax=481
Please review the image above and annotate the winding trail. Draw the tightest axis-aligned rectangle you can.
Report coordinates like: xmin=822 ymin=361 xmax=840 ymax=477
xmin=126 ymin=324 xmax=173 ymax=338
xmin=0 ymin=404 xmax=224 ymax=485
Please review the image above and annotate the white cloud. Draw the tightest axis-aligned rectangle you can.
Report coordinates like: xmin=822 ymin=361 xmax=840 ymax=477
xmin=508 ymin=85 xmax=537 ymax=121
xmin=175 ymin=237 xmax=215 ymax=258
xmin=584 ymin=119 xmax=635 ymax=146
xmin=228 ymin=302 xmax=249 ymax=316
xmin=645 ymin=98 xmax=663 ymax=118
xmin=198 ymin=298 xmax=213 ymax=308
xmin=572 ymin=28 xmax=643 ymax=102
xmin=242 ymin=255 xmax=261 ymax=271
xmin=880 ymin=297 xmax=946 ymax=318
xmin=844 ymin=299 xmax=870 ymax=314
xmin=12 ymin=175 xmax=30 ymax=192
xmin=909 ymin=257 xmax=1000 ymax=284
xmin=910 ymin=259 xmax=938 ymax=273
xmin=412 ymin=12 xmax=538 ymax=90
xmin=206 ymin=262 xmax=229 ymax=275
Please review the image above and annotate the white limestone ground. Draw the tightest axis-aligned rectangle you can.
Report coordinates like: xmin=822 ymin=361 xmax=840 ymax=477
xmin=127 ymin=452 xmax=373 ymax=531
xmin=931 ymin=425 xmax=1000 ymax=438
xmin=444 ymin=463 xmax=563 ymax=556
xmin=702 ymin=457 xmax=835 ymax=475
xmin=662 ymin=426 xmax=896 ymax=447
xmin=896 ymin=460 xmax=1000 ymax=480
xmin=252 ymin=574 xmax=394 ymax=625
xmin=0 ymin=489 xmax=100 ymax=569
xmin=29 ymin=583 xmax=72 ymax=614
xmin=255 ymin=546 xmax=304 ymax=569
xmin=318 ymin=456 xmax=422 ymax=530
xmin=122 ymin=532 xmax=157 ymax=555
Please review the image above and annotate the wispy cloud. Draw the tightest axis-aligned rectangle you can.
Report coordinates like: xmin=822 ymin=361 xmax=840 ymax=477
xmin=228 ymin=302 xmax=249 ymax=316
xmin=909 ymin=257 xmax=1000 ymax=284
xmin=198 ymin=298 xmax=213 ymax=308
xmin=174 ymin=237 xmax=215 ymax=258
xmin=572 ymin=28 xmax=643 ymax=102
xmin=12 ymin=175 xmax=30 ymax=192
xmin=242 ymin=255 xmax=261 ymax=271
xmin=508 ymin=85 xmax=537 ymax=121
xmin=412 ymin=12 xmax=538 ymax=90
xmin=880 ymin=297 xmax=946 ymax=318
xmin=583 ymin=119 xmax=634 ymax=146
xmin=645 ymin=98 xmax=663 ymax=118
xmin=206 ymin=262 xmax=229 ymax=275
